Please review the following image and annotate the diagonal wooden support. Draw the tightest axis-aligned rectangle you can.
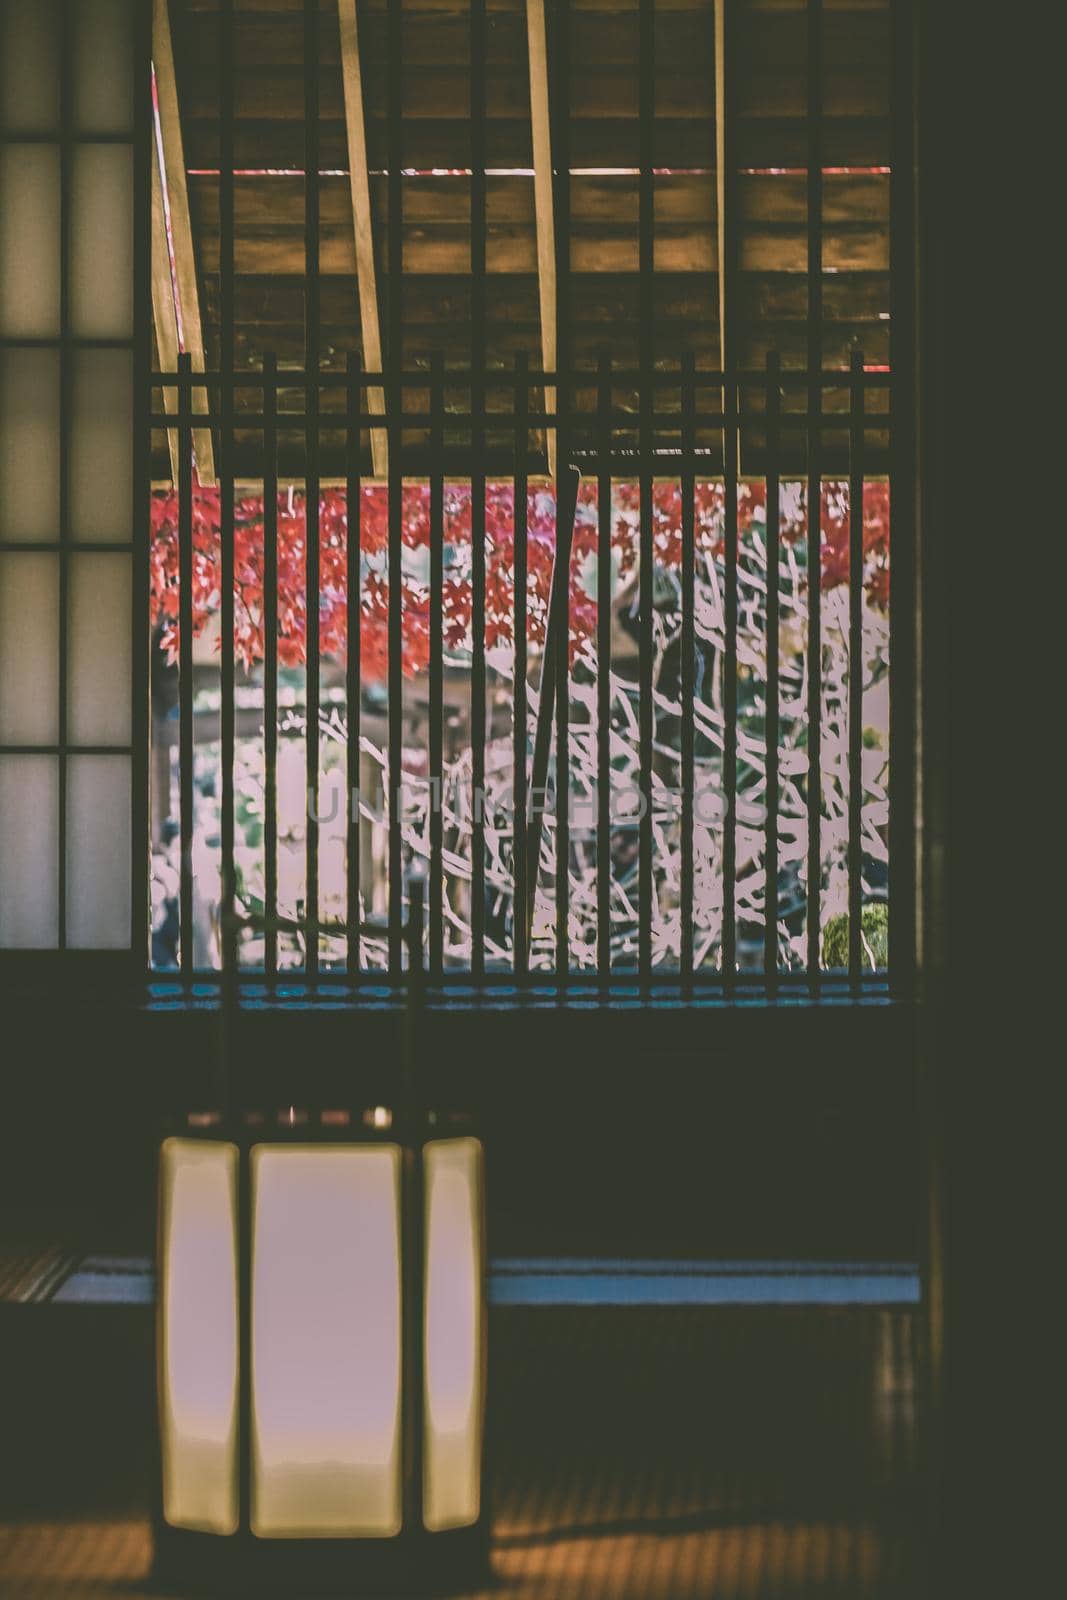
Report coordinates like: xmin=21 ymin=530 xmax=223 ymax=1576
xmin=524 ymin=463 xmax=581 ymax=952
xmin=152 ymin=0 xmax=215 ymax=486
xmin=338 ymin=0 xmax=388 ymax=479
xmin=526 ymin=0 xmax=557 ymax=478
xmin=151 ymin=147 xmax=181 ymax=486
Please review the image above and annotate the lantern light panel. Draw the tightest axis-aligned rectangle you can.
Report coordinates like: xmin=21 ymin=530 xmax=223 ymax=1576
xmin=158 ymin=1132 xmax=486 ymax=1542
xmin=250 ymin=1144 xmax=403 ymax=1539
xmin=424 ymin=1137 xmax=485 ymax=1533
xmin=158 ymin=1138 xmax=240 ymax=1537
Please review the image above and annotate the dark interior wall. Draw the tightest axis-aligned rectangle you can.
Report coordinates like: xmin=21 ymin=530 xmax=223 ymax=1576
xmin=913 ymin=0 xmax=1044 ymax=1589
xmin=3 ymin=996 xmax=918 ymax=1262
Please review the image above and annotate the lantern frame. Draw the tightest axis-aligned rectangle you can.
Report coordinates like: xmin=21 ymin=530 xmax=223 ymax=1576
xmin=153 ymin=887 xmax=490 ymax=1595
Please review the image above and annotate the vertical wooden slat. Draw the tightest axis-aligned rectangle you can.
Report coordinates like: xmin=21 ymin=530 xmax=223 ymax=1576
xmin=304 ymin=0 xmax=321 ymax=979
xmin=889 ymin=0 xmax=917 ymax=993
xmin=848 ymin=349 xmax=865 ymax=982
xmin=386 ymin=0 xmax=403 ymax=977
xmin=596 ymin=352 xmax=612 ymax=982
xmin=680 ymin=352 xmax=696 ymax=986
xmin=428 ymin=351 xmax=445 ymax=980
xmin=554 ymin=514 xmax=571 ymax=982
xmin=513 ymin=353 xmax=529 ymax=977
xmin=525 ymin=464 xmax=579 ymax=961
xmin=552 ymin=0 xmax=571 ymax=979
xmin=716 ymin=0 xmax=739 ymax=986
xmin=219 ymin=0 xmax=236 ymax=975
xmin=764 ymin=350 xmax=781 ymax=987
xmin=638 ymin=0 xmax=654 ymax=985
xmin=713 ymin=0 xmax=734 ymax=388
xmin=386 ymin=401 xmax=402 ymax=983
xmin=346 ymin=352 xmax=362 ymax=973
xmin=134 ymin=0 xmax=154 ymax=967
xmin=262 ymin=353 xmax=278 ymax=980
xmin=806 ymin=0 xmax=824 ymax=983
xmin=721 ymin=349 xmax=738 ymax=987
xmin=470 ymin=0 xmax=487 ymax=978
xmin=177 ymin=351 xmax=193 ymax=977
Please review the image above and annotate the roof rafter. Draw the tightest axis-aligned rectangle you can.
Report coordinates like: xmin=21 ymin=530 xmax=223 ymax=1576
xmin=151 ymin=147 xmax=181 ymax=485
xmin=338 ymin=0 xmax=388 ymax=479
xmin=152 ymin=0 xmax=215 ymax=486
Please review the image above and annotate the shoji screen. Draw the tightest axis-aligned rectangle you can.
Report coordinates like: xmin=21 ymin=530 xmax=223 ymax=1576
xmin=0 ymin=1 xmax=143 ymax=954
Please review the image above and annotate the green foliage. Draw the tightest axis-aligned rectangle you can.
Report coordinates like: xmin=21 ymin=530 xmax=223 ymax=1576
xmin=821 ymin=903 xmax=888 ymax=970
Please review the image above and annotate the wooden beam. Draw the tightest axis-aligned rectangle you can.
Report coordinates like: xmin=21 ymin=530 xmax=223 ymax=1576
xmin=337 ymin=0 xmax=387 ymax=478
xmin=191 ymin=222 xmax=889 ymax=278
xmin=153 ymin=0 xmax=215 ymax=486
xmin=151 ymin=147 xmax=181 ymax=485
xmin=526 ymin=0 xmax=557 ymax=477
xmin=714 ymin=0 xmax=742 ymax=471
xmin=714 ymin=0 xmax=729 ymax=375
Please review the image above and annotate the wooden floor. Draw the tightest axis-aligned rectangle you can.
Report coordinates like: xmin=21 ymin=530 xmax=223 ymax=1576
xmin=0 ymin=1299 xmax=923 ymax=1598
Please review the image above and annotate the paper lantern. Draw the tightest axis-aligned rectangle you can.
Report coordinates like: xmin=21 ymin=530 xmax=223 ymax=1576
xmin=154 ymin=891 xmax=488 ymax=1592
xmin=156 ymin=1115 xmax=487 ymax=1591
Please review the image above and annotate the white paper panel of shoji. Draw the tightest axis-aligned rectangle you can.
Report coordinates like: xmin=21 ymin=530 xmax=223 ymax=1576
xmin=0 ymin=552 xmax=59 ymax=744
xmin=0 ymin=0 xmax=60 ymax=134
xmin=0 ymin=753 xmax=59 ymax=947
xmin=70 ymin=144 xmax=134 ymax=339
xmin=68 ymin=553 xmax=132 ymax=747
xmin=0 ymin=349 xmax=61 ymax=542
xmin=0 ymin=144 xmax=61 ymax=337
xmin=66 ymin=752 xmax=131 ymax=947
xmin=73 ymin=0 xmax=135 ymax=136
xmin=69 ymin=349 xmax=133 ymax=543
